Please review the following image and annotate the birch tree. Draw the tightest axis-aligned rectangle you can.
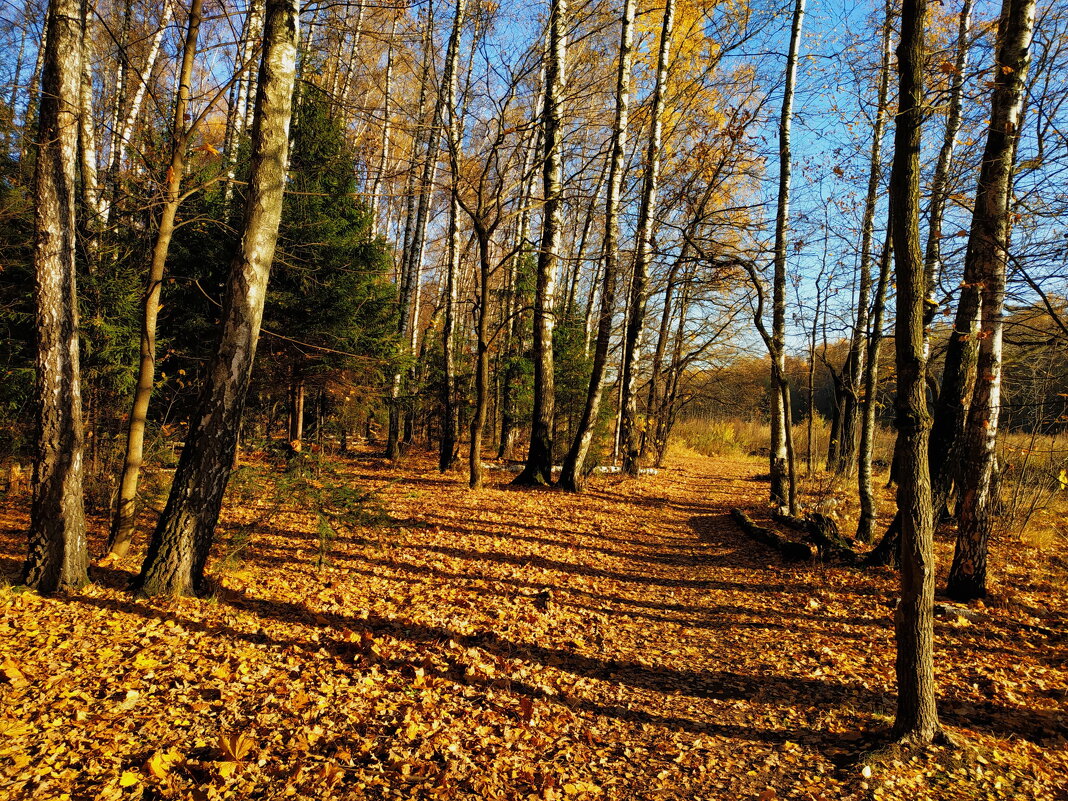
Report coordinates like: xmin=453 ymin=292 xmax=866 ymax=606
xmin=513 ymin=0 xmax=567 ymax=486
xmin=947 ymin=0 xmax=1036 ymax=602
xmin=559 ymin=0 xmax=635 ymax=491
xmin=136 ymin=0 xmax=299 ymax=596
xmin=23 ymin=0 xmax=89 ymax=593
xmin=767 ymin=0 xmax=804 ymax=512
xmin=619 ymin=0 xmax=675 ymax=478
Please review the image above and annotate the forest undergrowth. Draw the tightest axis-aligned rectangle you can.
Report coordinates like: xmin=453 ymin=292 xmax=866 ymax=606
xmin=0 ymin=449 xmax=1065 ymax=800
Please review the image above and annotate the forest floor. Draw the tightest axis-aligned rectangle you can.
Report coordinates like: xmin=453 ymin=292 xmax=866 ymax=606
xmin=0 ymin=447 xmax=1066 ymax=801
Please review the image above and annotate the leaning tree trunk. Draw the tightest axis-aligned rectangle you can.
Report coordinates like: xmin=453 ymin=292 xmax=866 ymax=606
xmin=768 ymin=0 xmax=805 ymax=512
xmin=619 ymin=0 xmax=674 ymax=478
xmin=136 ymin=0 xmax=298 ymax=597
xmin=514 ymin=0 xmax=568 ymax=487
xmin=888 ymin=0 xmax=941 ymax=745
xmin=107 ymin=0 xmax=204 ymax=561
xmin=23 ymin=0 xmax=90 ymax=594
xmin=947 ymin=0 xmax=1035 ymax=602
xmin=559 ymin=0 xmax=634 ymax=491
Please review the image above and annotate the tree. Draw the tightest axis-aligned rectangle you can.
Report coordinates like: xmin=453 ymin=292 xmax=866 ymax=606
xmin=513 ymin=0 xmax=567 ymax=487
xmin=768 ymin=0 xmax=805 ymax=513
xmin=106 ymin=0 xmax=205 ymax=561
xmin=22 ymin=0 xmax=90 ymax=593
xmin=136 ymin=0 xmax=299 ymax=596
xmin=888 ymin=0 xmax=941 ymax=745
xmin=947 ymin=0 xmax=1037 ymax=602
xmin=559 ymin=0 xmax=635 ymax=492
xmin=619 ymin=0 xmax=675 ymax=479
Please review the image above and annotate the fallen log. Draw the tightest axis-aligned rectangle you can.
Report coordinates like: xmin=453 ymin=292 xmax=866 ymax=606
xmin=772 ymin=512 xmax=859 ymax=564
xmin=730 ymin=509 xmax=814 ymax=562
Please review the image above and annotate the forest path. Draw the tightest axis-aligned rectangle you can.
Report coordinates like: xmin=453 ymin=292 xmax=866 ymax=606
xmin=0 ymin=449 xmax=1065 ymax=800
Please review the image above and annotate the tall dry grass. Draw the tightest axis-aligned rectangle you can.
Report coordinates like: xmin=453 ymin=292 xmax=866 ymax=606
xmin=672 ymin=415 xmax=896 ymax=469
xmin=671 ymin=416 xmax=1067 ymax=550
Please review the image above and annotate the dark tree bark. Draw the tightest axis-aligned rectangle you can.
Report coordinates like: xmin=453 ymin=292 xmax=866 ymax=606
xmin=947 ymin=0 xmax=1036 ymax=602
xmin=23 ymin=0 xmax=90 ymax=594
xmin=888 ymin=0 xmax=941 ymax=744
xmin=136 ymin=0 xmax=299 ymax=597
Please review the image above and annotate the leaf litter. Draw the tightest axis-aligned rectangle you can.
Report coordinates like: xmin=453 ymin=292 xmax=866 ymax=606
xmin=0 ymin=449 xmax=1065 ymax=800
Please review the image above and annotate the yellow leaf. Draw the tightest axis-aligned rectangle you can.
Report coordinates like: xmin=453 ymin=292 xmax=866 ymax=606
xmin=133 ymin=651 xmax=161 ymax=670
xmin=146 ymin=748 xmax=181 ymax=779
xmin=119 ymin=771 xmax=139 ymax=787
xmin=217 ymin=760 xmax=239 ymax=779
xmin=1 ymin=658 xmax=29 ymax=688
xmin=219 ymin=731 xmax=254 ymax=762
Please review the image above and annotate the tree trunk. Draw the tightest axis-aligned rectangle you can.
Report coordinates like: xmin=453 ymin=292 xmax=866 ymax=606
xmin=135 ymin=0 xmax=298 ymax=597
xmin=769 ymin=0 xmax=805 ymax=512
xmin=857 ymin=235 xmax=892 ymax=543
xmin=888 ymin=0 xmax=941 ymax=744
xmin=513 ymin=0 xmax=568 ymax=487
xmin=619 ymin=0 xmax=674 ymax=478
xmin=439 ymin=0 xmax=467 ymax=473
xmin=289 ymin=369 xmax=305 ymax=448
xmin=388 ymin=4 xmax=437 ymax=460
xmin=559 ymin=0 xmax=634 ymax=491
xmin=470 ymin=224 xmax=492 ymax=489
xmin=947 ymin=0 xmax=1035 ymax=602
xmin=23 ymin=0 xmax=90 ymax=594
xmin=107 ymin=0 xmax=204 ymax=561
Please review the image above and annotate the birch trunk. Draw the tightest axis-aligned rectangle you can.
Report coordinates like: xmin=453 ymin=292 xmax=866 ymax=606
xmin=136 ymin=0 xmax=299 ymax=597
xmin=513 ymin=0 xmax=567 ymax=486
xmin=769 ymin=0 xmax=805 ymax=511
xmin=440 ymin=0 xmax=467 ymax=472
xmin=947 ymin=0 xmax=1035 ymax=602
xmin=559 ymin=0 xmax=634 ymax=491
xmin=23 ymin=0 xmax=89 ymax=593
xmin=619 ymin=0 xmax=674 ymax=478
